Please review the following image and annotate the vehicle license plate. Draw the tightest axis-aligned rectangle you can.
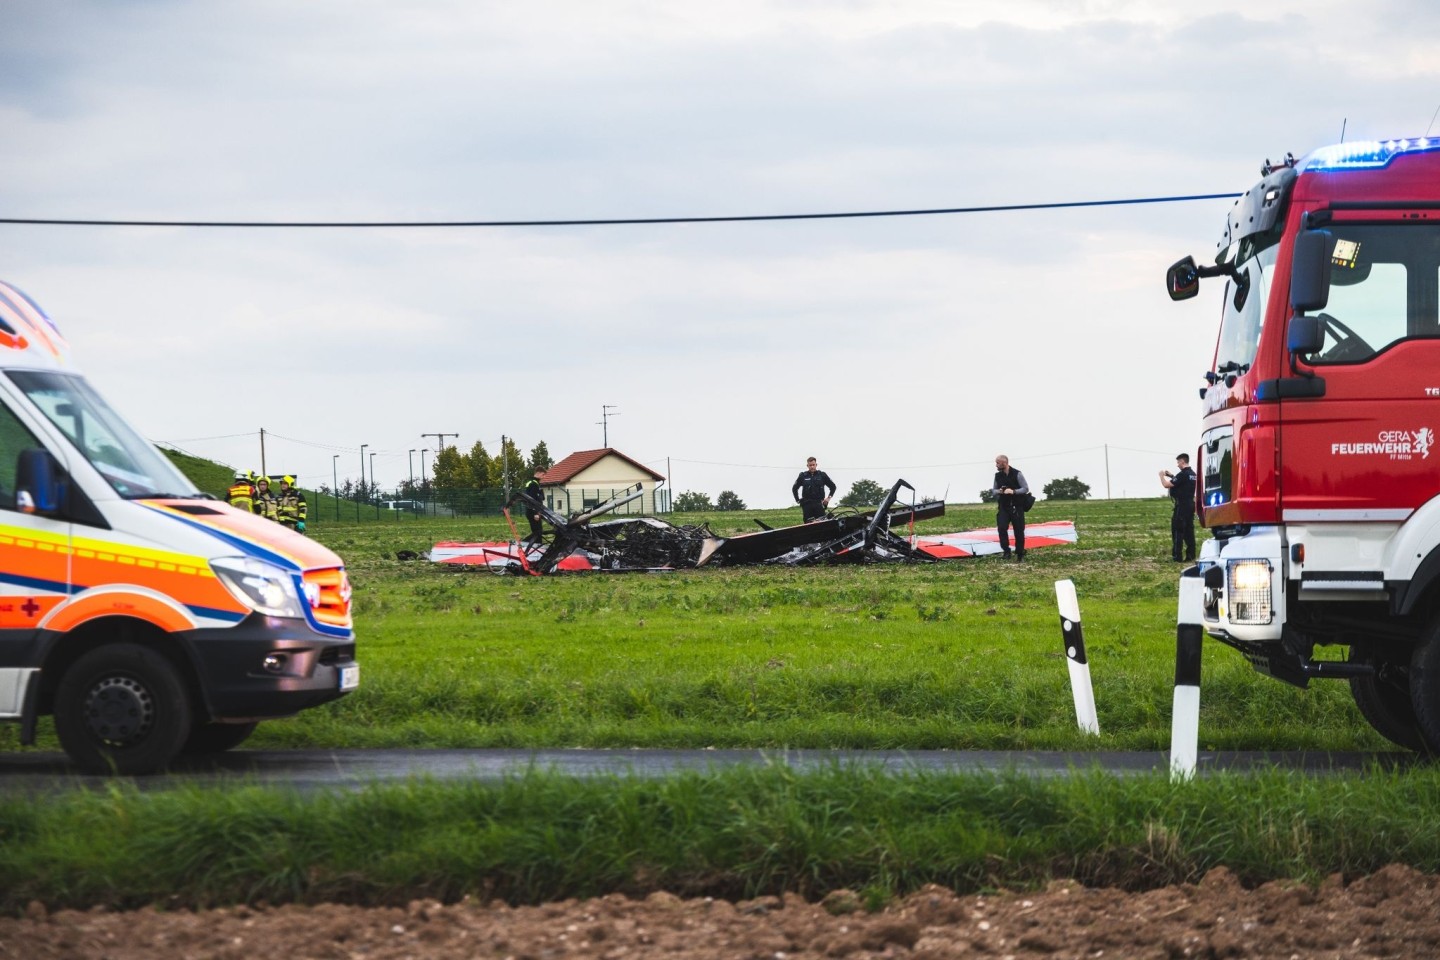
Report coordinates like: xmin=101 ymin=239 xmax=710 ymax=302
xmin=339 ymin=663 xmax=360 ymax=691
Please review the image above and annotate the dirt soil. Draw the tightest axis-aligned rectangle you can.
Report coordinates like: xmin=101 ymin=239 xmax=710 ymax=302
xmin=3 ymin=864 xmax=1439 ymax=959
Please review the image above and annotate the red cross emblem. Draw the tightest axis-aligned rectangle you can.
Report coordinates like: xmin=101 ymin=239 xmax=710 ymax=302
xmin=21 ymin=598 xmax=41 ymax=618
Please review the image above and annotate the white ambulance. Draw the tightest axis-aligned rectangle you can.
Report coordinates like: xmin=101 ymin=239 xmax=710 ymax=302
xmin=0 ymin=280 xmax=357 ymax=773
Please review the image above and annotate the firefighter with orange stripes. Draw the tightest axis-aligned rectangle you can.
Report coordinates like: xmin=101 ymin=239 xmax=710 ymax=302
xmin=226 ymin=471 xmax=257 ymax=513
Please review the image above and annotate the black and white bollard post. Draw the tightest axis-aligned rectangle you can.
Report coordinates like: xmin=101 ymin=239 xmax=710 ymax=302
xmin=1054 ymin=579 xmax=1099 ymax=735
xmin=1170 ymin=570 xmax=1205 ymax=781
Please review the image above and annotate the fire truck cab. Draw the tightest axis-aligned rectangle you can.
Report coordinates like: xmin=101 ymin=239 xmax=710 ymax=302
xmin=1167 ymin=136 xmax=1440 ymax=753
xmin=0 ymin=280 xmax=358 ymax=773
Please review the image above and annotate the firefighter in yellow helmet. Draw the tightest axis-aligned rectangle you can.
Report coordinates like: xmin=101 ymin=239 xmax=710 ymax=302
xmin=253 ymin=475 xmax=280 ymax=521
xmin=226 ymin=471 xmax=257 ymax=513
xmin=277 ymin=475 xmax=308 ymax=533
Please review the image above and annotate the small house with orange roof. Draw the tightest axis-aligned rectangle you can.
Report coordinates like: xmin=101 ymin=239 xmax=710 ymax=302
xmin=538 ymin=448 xmax=667 ymax=516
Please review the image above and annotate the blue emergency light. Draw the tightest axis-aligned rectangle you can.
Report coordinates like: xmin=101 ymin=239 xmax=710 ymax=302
xmin=1301 ymin=137 xmax=1440 ymax=172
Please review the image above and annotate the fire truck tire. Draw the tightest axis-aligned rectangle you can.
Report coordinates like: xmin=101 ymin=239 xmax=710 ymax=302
xmin=1408 ymin=626 xmax=1440 ymax=755
xmin=54 ymin=643 xmax=193 ymax=775
xmin=182 ymin=720 xmax=258 ymax=755
xmin=1348 ymin=649 xmax=1429 ymax=754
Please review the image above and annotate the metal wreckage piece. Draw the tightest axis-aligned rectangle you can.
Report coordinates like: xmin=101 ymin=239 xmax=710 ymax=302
xmin=468 ymin=479 xmax=946 ymax=575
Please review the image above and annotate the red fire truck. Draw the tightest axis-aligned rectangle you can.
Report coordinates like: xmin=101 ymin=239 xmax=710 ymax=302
xmin=1167 ymin=136 xmax=1440 ymax=753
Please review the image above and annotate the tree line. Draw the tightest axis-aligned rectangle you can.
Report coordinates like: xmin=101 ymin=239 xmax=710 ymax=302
xmin=317 ymin=439 xmax=556 ymax=504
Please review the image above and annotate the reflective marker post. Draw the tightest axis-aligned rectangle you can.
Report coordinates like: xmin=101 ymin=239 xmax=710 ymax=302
xmin=1170 ymin=571 xmax=1205 ymax=781
xmin=1054 ymin=579 xmax=1099 ymax=735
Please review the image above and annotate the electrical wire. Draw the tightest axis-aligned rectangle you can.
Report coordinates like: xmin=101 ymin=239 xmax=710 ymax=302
xmin=0 ymin=193 xmax=1241 ymax=229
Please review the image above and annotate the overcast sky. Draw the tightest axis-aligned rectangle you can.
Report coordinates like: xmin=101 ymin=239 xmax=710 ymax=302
xmin=4 ymin=0 xmax=1439 ymax=509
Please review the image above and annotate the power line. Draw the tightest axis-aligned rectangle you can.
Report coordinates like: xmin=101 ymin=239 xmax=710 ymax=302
xmin=659 ymin=444 xmax=1180 ymax=472
xmin=0 ymin=193 xmax=1240 ymax=229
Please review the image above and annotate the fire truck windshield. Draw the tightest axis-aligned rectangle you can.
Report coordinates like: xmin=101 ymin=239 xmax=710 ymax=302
xmin=1212 ymin=238 xmax=1278 ymax=378
xmin=1307 ymin=221 xmax=1440 ymax=364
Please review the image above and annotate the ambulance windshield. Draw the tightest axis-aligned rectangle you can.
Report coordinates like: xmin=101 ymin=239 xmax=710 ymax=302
xmin=6 ymin=371 xmax=200 ymax=499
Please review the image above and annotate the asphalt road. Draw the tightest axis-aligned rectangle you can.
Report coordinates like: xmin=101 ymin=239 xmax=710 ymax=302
xmin=0 ymin=747 xmax=1417 ymax=793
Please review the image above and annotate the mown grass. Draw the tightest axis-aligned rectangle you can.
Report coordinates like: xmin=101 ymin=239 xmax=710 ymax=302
xmin=4 ymin=496 xmax=1429 ymax=912
xmin=232 ymin=496 xmax=1384 ymax=753
xmin=2 ymin=763 xmax=1438 ymax=913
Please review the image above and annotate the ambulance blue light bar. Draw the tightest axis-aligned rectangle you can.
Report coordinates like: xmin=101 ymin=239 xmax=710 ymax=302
xmin=1300 ymin=137 xmax=1440 ymax=172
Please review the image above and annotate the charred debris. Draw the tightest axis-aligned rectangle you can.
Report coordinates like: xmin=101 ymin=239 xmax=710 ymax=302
xmin=502 ymin=479 xmax=944 ymax=575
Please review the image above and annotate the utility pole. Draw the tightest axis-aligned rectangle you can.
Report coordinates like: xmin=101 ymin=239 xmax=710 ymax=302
xmin=598 ymin=405 xmax=619 ymax=447
xmin=259 ymin=427 xmax=267 ymax=478
xmin=1104 ymin=444 xmax=1111 ymax=500
xmin=358 ymin=444 xmax=367 ymax=521
xmin=502 ymin=434 xmax=510 ymax=505
xmin=421 ymin=433 xmax=458 ymax=457
xmin=421 ymin=434 xmax=457 ymax=518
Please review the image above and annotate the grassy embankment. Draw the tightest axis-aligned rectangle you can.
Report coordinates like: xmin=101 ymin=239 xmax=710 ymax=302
xmin=4 ymin=495 xmax=1435 ymax=911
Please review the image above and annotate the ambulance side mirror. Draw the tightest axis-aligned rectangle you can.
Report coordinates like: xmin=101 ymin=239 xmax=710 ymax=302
xmin=15 ymin=448 xmax=61 ymax=516
xmin=1290 ymin=229 xmax=1332 ymax=312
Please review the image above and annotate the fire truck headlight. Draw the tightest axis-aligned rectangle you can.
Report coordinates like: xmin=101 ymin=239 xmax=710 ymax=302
xmin=1227 ymin=559 xmax=1274 ymax=625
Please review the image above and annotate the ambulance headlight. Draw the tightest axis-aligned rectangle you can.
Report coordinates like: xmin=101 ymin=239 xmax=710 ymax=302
xmin=1227 ymin=559 xmax=1273 ymax=625
xmin=211 ymin=557 xmax=305 ymax=619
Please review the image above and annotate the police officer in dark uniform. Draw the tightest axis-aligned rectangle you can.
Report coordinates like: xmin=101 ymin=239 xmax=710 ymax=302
xmin=1161 ymin=453 xmax=1197 ymax=561
xmin=791 ymin=456 xmax=836 ymax=522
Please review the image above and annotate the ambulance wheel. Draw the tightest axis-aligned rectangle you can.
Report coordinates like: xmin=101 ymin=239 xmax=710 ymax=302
xmin=182 ymin=721 xmax=258 ymax=755
xmin=1348 ymin=648 xmax=1428 ymax=753
xmin=54 ymin=644 xmax=192 ymax=775
xmin=1409 ymin=623 xmax=1440 ymax=755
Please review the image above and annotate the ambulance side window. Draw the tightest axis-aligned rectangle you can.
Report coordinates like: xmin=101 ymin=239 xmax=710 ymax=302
xmin=0 ymin=401 xmax=44 ymax=511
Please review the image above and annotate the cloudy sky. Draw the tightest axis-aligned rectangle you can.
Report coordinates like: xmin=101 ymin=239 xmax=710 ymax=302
xmin=4 ymin=0 xmax=1439 ymax=509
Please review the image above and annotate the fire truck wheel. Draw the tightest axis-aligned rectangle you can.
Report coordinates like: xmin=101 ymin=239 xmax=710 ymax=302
xmin=1348 ymin=649 xmax=1429 ymax=754
xmin=182 ymin=721 xmax=258 ymax=755
xmin=54 ymin=643 xmax=193 ymax=775
xmin=1409 ymin=626 xmax=1440 ymax=755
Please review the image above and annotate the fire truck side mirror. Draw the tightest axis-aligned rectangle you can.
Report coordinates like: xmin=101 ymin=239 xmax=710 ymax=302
xmin=1166 ymin=256 xmax=1200 ymax=301
xmin=1288 ymin=315 xmax=1325 ymax=356
xmin=1289 ymin=229 xmax=1332 ymax=312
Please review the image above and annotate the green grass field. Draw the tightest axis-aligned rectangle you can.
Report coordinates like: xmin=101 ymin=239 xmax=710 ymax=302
xmin=3 ymin=495 xmax=1428 ymax=912
xmin=245 ymin=496 xmax=1383 ymax=753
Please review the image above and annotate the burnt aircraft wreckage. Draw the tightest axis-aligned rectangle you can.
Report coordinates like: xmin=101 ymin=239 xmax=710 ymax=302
xmin=428 ymin=480 xmax=1078 ymax=575
xmin=431 ymin=479 xmax=939 ymax=574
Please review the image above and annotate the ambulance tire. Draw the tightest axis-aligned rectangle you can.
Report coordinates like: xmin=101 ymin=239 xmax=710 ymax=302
xmin=54 ymin=644 xmax=193 ymax=775
xmin=1348 ymin=649 xmax=1429 ymax=754
xmin=182 ymin=720 xmax=258 ymax=755
xmin=1409 ymin=623 xmax=1440 ymax=755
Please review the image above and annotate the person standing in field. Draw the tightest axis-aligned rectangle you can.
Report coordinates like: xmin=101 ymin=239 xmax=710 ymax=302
xmin=792 ymin=456 xmax=836 ymax=522
xmin=992 ymin=454 xmax=1029 ymax=561
xmin=1160 ymin=453 xmax=1197 ymax=562
xmin=226 ymin=471 xmax=257 ymax=513
xmin=253 ymin=475 xmax=279 ymax=522
xmin=277 ymin=475 xmax=307 ymax=533
xmin=523 ymin=471 xmax=546 ymax=544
